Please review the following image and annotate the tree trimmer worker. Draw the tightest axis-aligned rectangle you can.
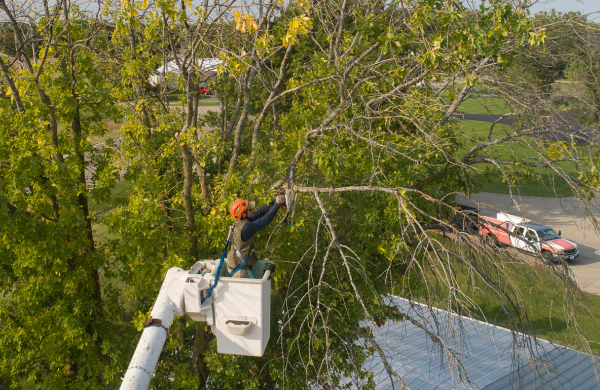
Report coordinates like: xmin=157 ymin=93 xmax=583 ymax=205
xmin=228 ymin=195 xmax=286 ymax=278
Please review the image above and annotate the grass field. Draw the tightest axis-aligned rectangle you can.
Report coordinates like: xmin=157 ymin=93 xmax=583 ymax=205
xmin=472 ymin=172 xmax=574 ymax=197
xmin=458 ymin=94 xmax=509 ymax=115
xmin=89 ymin=180 xmax=132 ymax=214
xmin=453 ymin=116 xmax=577 ymax=198
xmin=417 ymin=244 xmax=600 ymax=355
xmin=90 ymin=118 xmax=124 ymax=144
xmin=89 ymin=180 xmax=132 ymax=244
xmin=93 ymin=221 xmax=116 ymax=244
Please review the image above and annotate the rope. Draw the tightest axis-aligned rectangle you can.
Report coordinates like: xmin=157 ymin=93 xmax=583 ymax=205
xmin=201 ymin=225 xmax=233 ymax=304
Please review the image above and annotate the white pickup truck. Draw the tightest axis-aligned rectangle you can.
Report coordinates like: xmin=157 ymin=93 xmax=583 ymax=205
xmin=479 ymin=212 xmax=579 ymax=261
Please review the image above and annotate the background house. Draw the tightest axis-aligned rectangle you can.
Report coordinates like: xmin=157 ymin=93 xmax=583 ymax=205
xmin=150 ymin=57 xmax=222 ymax=87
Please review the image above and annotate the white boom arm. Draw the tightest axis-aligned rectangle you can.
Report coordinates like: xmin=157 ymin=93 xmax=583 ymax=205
xmin=119 ymin=260 xmax=274 ymax=390
xmin=120 ymin=268 xmax=189 ymax=390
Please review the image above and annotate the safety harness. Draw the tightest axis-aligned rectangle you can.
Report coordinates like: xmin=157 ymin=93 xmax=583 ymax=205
xmin=200 ymin=221 xmax=254 ymax=304
xmin=229 ymin=221 xmax=254 ymax=278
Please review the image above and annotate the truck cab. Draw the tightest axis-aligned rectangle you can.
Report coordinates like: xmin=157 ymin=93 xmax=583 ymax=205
xmin=480 ymin=213 xmax=579 ymax=261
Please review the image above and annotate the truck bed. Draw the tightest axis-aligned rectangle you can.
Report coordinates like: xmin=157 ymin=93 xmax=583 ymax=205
xmin=479 ymin=216 xmax=512 ymax=245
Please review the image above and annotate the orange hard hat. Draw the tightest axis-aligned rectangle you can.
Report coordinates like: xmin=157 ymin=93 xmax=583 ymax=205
xmin=229 ymin=199 xmax=255 ymax=220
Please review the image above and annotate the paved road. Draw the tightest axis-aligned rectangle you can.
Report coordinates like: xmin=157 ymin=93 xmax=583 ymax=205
xmin=458 ymin=193 xmax=600 ymax=295
xmin=452 ymin=113 xmax=514 ymax=126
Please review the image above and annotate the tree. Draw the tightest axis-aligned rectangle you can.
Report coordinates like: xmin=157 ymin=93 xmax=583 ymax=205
xmin=0 ymin=0 xmax=133 ymax=388
xmin=562 ymin=18 xmax=600 ymax=124
xmin=502 ymin=10 xmax=584 ymax=95
xmin=1 ymin=0 xmax=599 ymax=389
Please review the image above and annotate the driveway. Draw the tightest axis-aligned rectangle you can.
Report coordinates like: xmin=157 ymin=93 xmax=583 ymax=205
xmin=452 ymin=113 xmax=515 ymax=126
xmin=457 ymin=192 xmax=600 ymax=295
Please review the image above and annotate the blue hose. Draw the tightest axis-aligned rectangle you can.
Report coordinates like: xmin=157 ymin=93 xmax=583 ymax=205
xmin=201 ymin=245 xmax=227 ymax=304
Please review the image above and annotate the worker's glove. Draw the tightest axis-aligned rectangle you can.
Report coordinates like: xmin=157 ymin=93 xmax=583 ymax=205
xmin=275 ymin=194 xmax=286 ymax=205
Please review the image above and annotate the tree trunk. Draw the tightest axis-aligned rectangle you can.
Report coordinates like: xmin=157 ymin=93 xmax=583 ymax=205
xmin=62 ymin=1 xmax=104 ymax=366
xmin=72 ymin=109 xmax=101 ymax=301
xmin=128 ymin=7 xmax=152 ymax=132
xmin=181 ymin=142 xmax=198 ymax=259
xmin=192 ymin=324 xmax=214 ymax=389
xmin=228 ymin=68 xmax=258 ymax=175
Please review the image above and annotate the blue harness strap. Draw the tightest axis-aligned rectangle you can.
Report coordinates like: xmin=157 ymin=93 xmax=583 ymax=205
xmin=201 ymin=225 xmax=234 ymax=304
xmin=229 ymin=252 xmax=254 ymax=278
xmin=201 ymin=249 xmax=226 ymax=304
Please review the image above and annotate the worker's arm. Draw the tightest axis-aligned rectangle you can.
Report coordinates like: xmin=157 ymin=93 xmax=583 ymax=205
xmin=251 ymin=199 xmax=277 ymax=219
xmin=241 ymin=201 xmax=281 ymax=241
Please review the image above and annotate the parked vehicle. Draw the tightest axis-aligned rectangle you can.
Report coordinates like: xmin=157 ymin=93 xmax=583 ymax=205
xmin=198 ymin=85 xmax=212 ymax=95
xmin=479 ymin=212 xmax=579 ymax=261
xmin=452 ymin=205 xmax=480 ymax=234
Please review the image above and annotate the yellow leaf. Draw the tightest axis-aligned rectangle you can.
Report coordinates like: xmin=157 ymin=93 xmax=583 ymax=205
xmin=296 ymin=0 xmax=311 ymax=14
xmin=180 ymin=142 xmax=185 ymax=146
xmin=210 ymin=208 xmax=216 ymax=215
xmin=234 ymin=10 xmax=242 ymax=31
xmin=142 ymin=0 xmax=147 ymax=8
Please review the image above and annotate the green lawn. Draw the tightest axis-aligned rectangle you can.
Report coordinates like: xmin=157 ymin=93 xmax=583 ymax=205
xmin=454 ymin=119 xmax=513 ymax=151
xmin=453 ymin=119 xmax=577 ymax=198
xmin=89 ymin=180 xmax=132 ymax=214
xmin=93 ymin=222 xmax=116 ymax=244
xmin=440 ymin=84 xmax=509 ymax=116
xmin=90 ymin=118 xmax=125 ymax=144
xmin=90 ymin=180 xmax=131 ymax=244
xmin=473 ymin=172 xmax=574 ymax=197
xmin=468 ymin=267 xmax=600 ymax=354
xmin=458 ymin=95 xmax=509 ymax=116
xmin=417 ymin=249 xmax=600 ymax=355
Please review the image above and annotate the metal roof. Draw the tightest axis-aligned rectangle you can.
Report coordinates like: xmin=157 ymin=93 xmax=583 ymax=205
xmin=366 ymin=297 xmax=600 ymax=389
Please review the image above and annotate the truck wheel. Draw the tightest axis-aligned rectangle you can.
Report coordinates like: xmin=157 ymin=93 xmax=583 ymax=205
xmin=541 ymin=250 xmax=554 ymax=263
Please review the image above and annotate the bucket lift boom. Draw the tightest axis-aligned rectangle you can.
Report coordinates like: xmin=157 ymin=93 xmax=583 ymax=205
xmin=119 ymin=260 xmax=274 ymax=390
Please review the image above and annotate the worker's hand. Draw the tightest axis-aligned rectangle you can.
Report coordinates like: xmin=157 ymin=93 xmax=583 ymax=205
xmin=275 ymin=194 xmax=286 ymax=205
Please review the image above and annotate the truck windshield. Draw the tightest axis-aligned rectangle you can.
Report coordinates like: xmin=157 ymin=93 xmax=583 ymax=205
xmin=537 ymin=229 xmax=560 ymax=241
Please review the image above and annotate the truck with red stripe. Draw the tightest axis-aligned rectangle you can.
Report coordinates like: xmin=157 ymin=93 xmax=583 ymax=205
xmin=479 ymin=212 xmax=579 ymax=261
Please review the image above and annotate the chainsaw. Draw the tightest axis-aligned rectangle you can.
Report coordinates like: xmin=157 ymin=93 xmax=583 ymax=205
xmin=270 ymin=187 xmax=296 ymax=211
